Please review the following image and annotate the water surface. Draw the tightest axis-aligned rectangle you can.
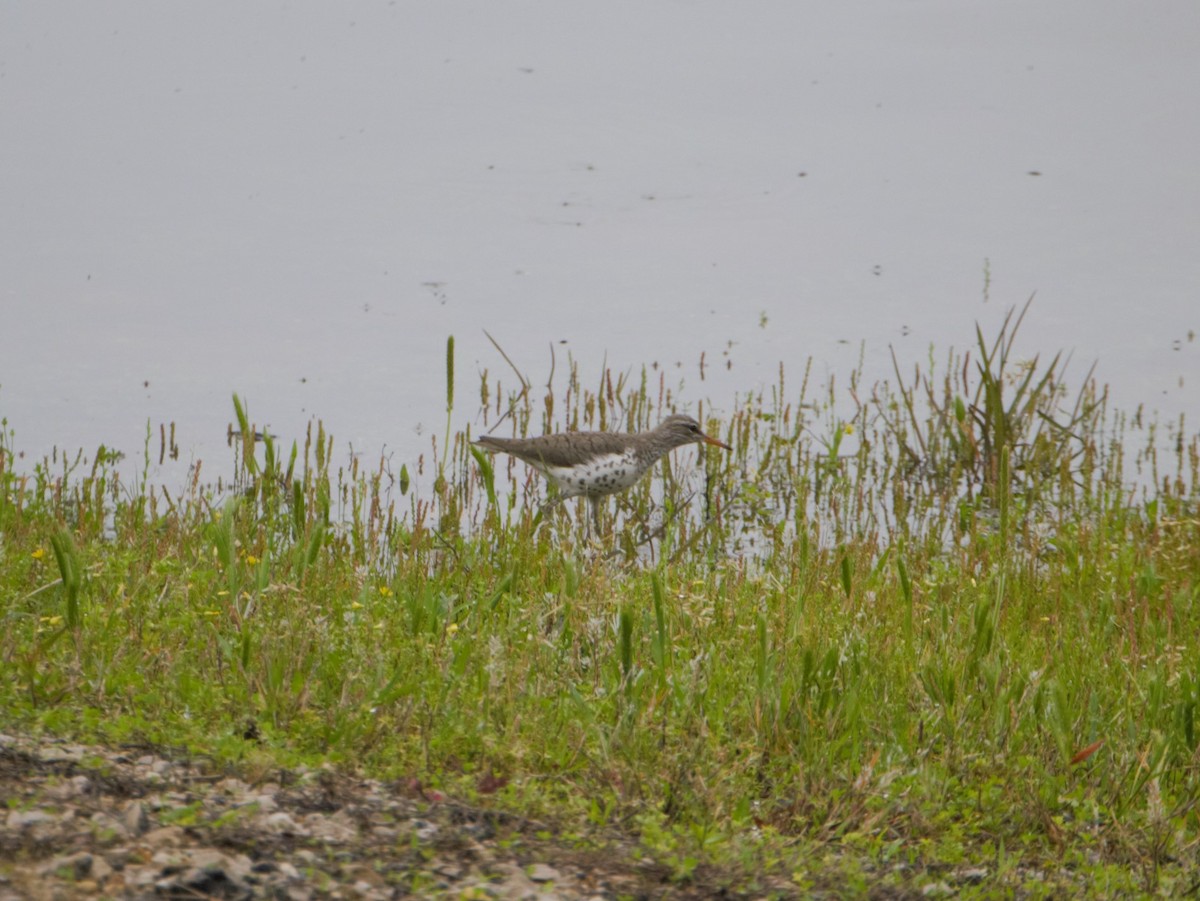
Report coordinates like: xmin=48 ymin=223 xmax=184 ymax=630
xmin=2 ymin=1 xmax=1196 ymax=487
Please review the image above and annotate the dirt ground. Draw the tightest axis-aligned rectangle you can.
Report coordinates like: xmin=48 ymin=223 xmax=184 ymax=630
xmin=0 ymin=732 xmax=816 ymax=900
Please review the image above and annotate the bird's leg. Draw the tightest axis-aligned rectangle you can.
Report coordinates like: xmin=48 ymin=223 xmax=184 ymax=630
xmin=588 ymin=497 xmax=602 ymax=541
xmin=538 ymin=494 xmax=564 ymax=523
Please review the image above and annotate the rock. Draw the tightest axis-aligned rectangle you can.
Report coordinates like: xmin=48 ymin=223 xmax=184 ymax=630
xmin=146 ymin=848 xmax=254 ymax=900
xmin=39 ymin=852 xmax=93 ymax=880
xmin=217 ymin=777 xmax=251 ymax=795
xmin=266 ymin=811 xmax=303 ymax=834
xmin=46 ymin=774 xmax=92 ymax=800
xmin=142 ymin=824 xmax=186 ymax=847
xmin=122 ymin=799 xmax=149 ymax=836
xmin=91 ymin=855 xmax=114 ymax=881
xmin=247 ymin=792 xmax=278 ymax=813
xmin=411 ymin=817 xmax=439 ymax=841
xmin=151 ymin=848 xmax=187 ymax=870
xmin=435 ymin=860 xmax=466 ymax=879
xmin=39 ymin=744 xmax=85 ymax=763
xmin=90 ymin=810 xmax=131 ymax=841
xmin=491 ymin=862 xmax=541 ymax=901
xmin=528 ymin=863 xmax=561 ymax=883
xmin=6 ymin=809 xmax=53 ymax=829
xmin=103 ymin=847 xmax=133 ymax=870
xmin=278 ymin=861 xmax=301 ymax=881
xmin=126 ymin=866 xmax=161 ymax=889
xmin=190 ymin=848 xmax=235 ymax=870
xmin=304 ymin=809 xmax=357 ymax=842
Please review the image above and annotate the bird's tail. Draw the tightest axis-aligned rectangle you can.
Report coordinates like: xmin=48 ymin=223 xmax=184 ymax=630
xmin=474 ymin=435 xmax=510 ymax=452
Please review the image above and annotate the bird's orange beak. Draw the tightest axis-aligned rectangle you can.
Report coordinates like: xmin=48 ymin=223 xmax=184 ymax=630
xmin=701 ymin=432 xmax=732 ymax=451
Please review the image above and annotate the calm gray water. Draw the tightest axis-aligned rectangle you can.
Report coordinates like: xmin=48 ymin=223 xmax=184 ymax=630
xmin=2 ymin=1 xmax=1197 ymax=488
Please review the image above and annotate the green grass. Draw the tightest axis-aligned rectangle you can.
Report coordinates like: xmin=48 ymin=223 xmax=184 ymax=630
xmin=1 ymin=308 xmax=1198 ymax=895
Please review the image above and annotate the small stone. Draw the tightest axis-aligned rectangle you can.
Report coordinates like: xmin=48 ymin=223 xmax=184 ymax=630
xmin=40 ymin=744 xmax=84 ymax=763
xmin=122 ymin=800 xmax=149 ymax=836
xmin=7 ymin=809 xmax=53 ymax=829
xmin=91 ymin=856 xmax=114 ymax=881
xmin=151 ymin=849 xmax=186 ymax=870
xmin=142 ymin=825 xmax=185 ymax=847
xmin=411 ymin=818 xmax=438 ymax=841
xmin=127 ymin=866 xmax=160 ymax=888
xmin=527 ymin=863 xmax=560 ymax=883
xmin=167 ymin=853 xmax=249 ymax=898
xmin=217 ymin=777 xmax=251 ymax=795
xmin=435 ymin=861 xmax=465 ymax=879
xmin=189 ymin=848 xmax=233 ymax=871
xmin=46 ymin=775 xmax=92 ymax=800
xmin=463 ymin=820 xmax=496 ymax=841
xmin=40 ymin=852 xmax=93 ymax=880
xmin=266 ymin=811 xmax=302 ymax=834
xmin=90 ymin=811 xmax=130 ymax=841
xmin=491 ymin=863 xmax=540 ymax=901
xmin=278 ymin=861 xmax=301 ymax=881
xmin=104 ymin=848 xmax=133 ymax=870
xmin=248 ymin=792 xmax=278 ymax=813
xmin=304 ymin=810 xmax=356 ymax=842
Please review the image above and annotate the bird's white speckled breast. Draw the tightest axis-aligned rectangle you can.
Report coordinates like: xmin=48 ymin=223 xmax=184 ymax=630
xmin=545 ymin=450 xmax=648 ymax=498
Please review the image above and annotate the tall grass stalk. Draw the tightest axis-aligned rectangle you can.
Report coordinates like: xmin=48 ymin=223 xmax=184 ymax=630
xmin=48 ymin=527 xmax=81 ymax=631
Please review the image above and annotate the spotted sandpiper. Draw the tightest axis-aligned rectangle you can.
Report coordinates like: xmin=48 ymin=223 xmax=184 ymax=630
xmin=475 ymin=414 xmax=731 ymax=533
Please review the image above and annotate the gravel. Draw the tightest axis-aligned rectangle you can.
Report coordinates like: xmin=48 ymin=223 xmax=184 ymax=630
xmin=0 ymin=732 xmax=693 ymax=900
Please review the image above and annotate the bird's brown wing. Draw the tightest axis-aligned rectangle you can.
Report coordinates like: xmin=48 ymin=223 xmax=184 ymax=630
xmin=475 ymin=431 xmax=631 ymax=468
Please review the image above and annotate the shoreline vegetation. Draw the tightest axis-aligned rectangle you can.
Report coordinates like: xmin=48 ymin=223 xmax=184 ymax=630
xmin=2 ymin=306 xmax=1198 ymax=896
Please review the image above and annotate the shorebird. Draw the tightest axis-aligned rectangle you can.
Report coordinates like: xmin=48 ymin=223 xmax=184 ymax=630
xmin=474 ymin=414 xmax=731 ymax=533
